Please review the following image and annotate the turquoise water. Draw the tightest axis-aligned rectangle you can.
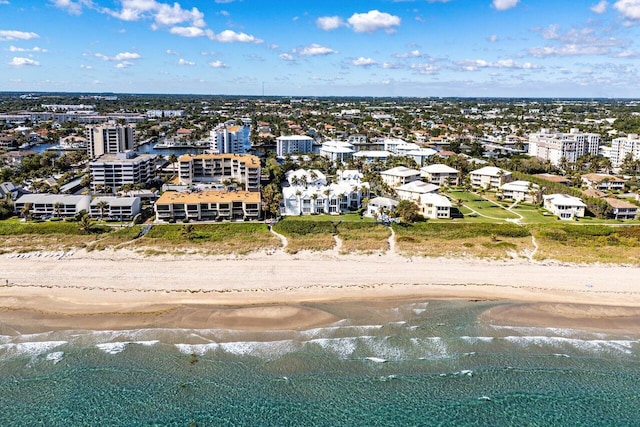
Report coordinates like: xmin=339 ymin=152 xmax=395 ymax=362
xmin=1 ymin=300 xmax=639 ymax=426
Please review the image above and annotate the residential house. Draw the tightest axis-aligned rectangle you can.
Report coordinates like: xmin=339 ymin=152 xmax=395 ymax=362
xmin=155 ymin=190 xmax=261 ymax=222
xmin=499 ymin=180 xmax=539 ymax=203
xmin=420 ymin=164 xmax=459 ymax=186
xmin=380 ymin=166 xmax=421 ymax=188
xmin=543 ymin=194 xmax=586 ymax=220
xmin=396 ymin=181 xmax=439 ymax=202
xmin=352 ymin=150 xmax=391 ymax=164
xmin=469 ymin=166 xmax=512 ymax=190
xmin=604 ymin=198 xmax=638 ymax=220
xmin=364 ymin=197 xmax=398 ymax=220
xmin=416 ymin=193 xmax=452 ymax=219
xmin=581 ymin=173 xmax=626 ymax=192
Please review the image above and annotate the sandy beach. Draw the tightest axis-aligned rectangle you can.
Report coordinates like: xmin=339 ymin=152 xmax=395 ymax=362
xmin=1 ymin=248 xmax=640 ymax=334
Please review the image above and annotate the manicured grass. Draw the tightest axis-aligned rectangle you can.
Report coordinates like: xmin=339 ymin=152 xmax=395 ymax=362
xmin=446 ymin=191 xmax=519 ymax=221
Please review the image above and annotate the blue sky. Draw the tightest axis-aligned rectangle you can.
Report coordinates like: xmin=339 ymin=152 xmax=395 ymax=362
xmin=2 ymin=0 xmax=640 ymax=97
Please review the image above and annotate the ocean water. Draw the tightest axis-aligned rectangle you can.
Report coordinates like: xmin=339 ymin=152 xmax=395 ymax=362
xmin=1 ymin=300 xmax=639 ymax=426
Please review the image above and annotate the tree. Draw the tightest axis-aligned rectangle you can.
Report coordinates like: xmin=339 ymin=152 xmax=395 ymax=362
xmin=181 ymin=223 xmax=195 ymax=240
xmin=78 ymin=214 xmax=92 ymax=234
xmin=168 ymin=154 xmax=179 ymax=179
xmin=261 ymin=182 xmax=283 ymax=218
xmin=394 ymin=200 xmax=421 ymax=223
xmin=52 ymin=202 xmax=63 ymax=218
xmin=20 ymin=202 xmax=32 ymax=220
xmin=96 ymin=200 xmax=110 ymax=221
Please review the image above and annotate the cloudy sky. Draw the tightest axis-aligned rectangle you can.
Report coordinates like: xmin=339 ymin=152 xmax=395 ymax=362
xmin=2 ymin=0 xmax=640 ymax=97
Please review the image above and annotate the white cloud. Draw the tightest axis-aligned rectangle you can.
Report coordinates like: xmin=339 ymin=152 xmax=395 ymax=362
xmin=154 ymin=3 xmax=205 ymax=27
xmin=210 ymin=30 xmax=262 ymax=43
xmin=487 ymin=34 xmax=499 ymax=42
xmin=316 ymin=16 xmax=345 ymax=31
xmin=114 ymin=52 xmax=141 ymax=60
xmin=80 ymin=64 xmax=93 ymax=69
xmin=93 ymin=51 xmax=142 ymax=61
xmin=614 ymin=0 xmax=640 ymax=20
xmin=178 ymin=58 xmax=195 ymax=66
xmin=456 ymin=58 xmax=540 ymax=71
xmin=0 ymin=1 xmax=10 ymax=4
xmin=394 ymin=49 xmax=423 ymax=58
xmin=382 ymin=62 xmax=404 ymax=69
xmin=351 ymin=57 xmax=377 ymax=67
xmin=295 ymin=43 xmax=337 ymax=56
xmin=9 ymin=56 xmax=40 ymax=66
xmin=0 ymin=30 xmax=40 ymax=41
xmin=50 ymin=0 xmax=89 ymax=15
xmin=410 ymin=63 xmax=439 ymax=74
xmin=591 ymin=0 xmax=608 ymax=13
xmin=208 ymin=60 xmax=227 ymax=68
xmin=214 ymin=0 xmax=235 ymax=3
xmin=347 ymin=10 xmax=401 ymax=33
xmin=492 ymin=0 xmax=519 ymax=11
xmin=528 ymin=44 xmax=611 ymax=56
xmin=165 ymin=49 xmax=179 ymax=55
xmin=169 ymin=26 xmax=211 ymax=37
xmin=8 ymin=45 xmax=47 ymax=52
xmin=279 ymin=53 xmax=294 ymax=61
xmin=115 ymin=61 xmax=132 ymax=69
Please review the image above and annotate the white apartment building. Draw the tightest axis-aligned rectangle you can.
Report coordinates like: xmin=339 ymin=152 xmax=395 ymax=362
xmin=89 ymin=196 xmax=141 ymax=220
xmin=86 ymin=123 xmax=134 ymax=158
xmin=276 ymin=135 xmax=314 ymax=157
xmin=380 ymin=166 xmax=422 ymax=188
xmin=420 ymin=164 xmax=459 ymax=186
xmin=14 ymin=194 xmax=91 ymax=219
xmin=396 ymin=181 xmax=439 ymax=202
xmin=543 ymin=194 xmax=586 ymax=220
xmin=178 ymin=153 xmax=261 ymax=192
xmin=89 ymin=151 xmax=156 ymax=191
xmin=469 ymin=166 xmax=512 ymax=190
xmin=499 ymin=180 xmax=539 ymax=203
xmin=610 ymin=134 xmax=640 ymax=167
xmin=280 ymin=168 xmax=369 ymax=216
xmin=528 ymin=128 xmax=600 ymax=166
xmin=319 ymin=139 xmax=354 ymax=164
xmin=210 ymin=123 xmax=250 ymax=154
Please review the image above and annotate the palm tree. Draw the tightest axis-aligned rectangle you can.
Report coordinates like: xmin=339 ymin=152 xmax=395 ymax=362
xmin=20 ymin=202 xmax=32 ymax=220
xmin=78 ymin=214 xmax=92 ymax=234
xmin=52 ymin=202 xmax=63 ymax=219
xmin=311 ymin=193 xmax=319 ymax=213
xmin=295 ymin=190 xmax=303 ymax=215
xmin=95 ymin=200 xmax=109 ymax=221
xmin=323 ymin=188 xmax=331 ymax=213
xmin=168 ymin=153 xmax=178 ymax=179
xmin=181 ymin=223 xmax=194 ymax=240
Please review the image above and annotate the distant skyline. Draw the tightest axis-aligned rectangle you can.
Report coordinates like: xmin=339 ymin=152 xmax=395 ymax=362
xmin=2 ymin=0 xmax=640 ymax=98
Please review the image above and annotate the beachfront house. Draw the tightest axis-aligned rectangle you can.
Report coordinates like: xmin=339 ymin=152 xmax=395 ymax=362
xmin=364 ymin=196 xmax=398 ymax=221
xmin=604 ymin=198 xmax=638 ymax=220
xmin=420 ymin=164 xmax=460 ymax=186
xmin=395 ymin=181 xmax=439 ymax=202
xmin=380 ymin=166 xmax=421 ymax=188
xmin=543 ymin=194 xmax=586 ymax=220
xmin=417 ymin=193 xmax=452 ymax=219
xmin=499 ymin=180 xmax=539 ymax=203
xmin=581 ymin=173 xmax=626 ymax=192
xmin=319 ymin=139 xmax=354 ymax=164
xmin=470 ymin=166 xmax=513 ymax=190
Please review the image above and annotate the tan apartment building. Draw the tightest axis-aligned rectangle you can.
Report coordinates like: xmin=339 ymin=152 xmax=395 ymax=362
xmin=154 ymin=190 xmax=261 ymax=222
xmin=178 ymin=153 xmax=260 ymax=192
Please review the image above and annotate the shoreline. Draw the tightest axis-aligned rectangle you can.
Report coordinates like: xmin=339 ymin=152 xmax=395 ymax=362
xmin=1 ymin=248 xmax=640 ymax=335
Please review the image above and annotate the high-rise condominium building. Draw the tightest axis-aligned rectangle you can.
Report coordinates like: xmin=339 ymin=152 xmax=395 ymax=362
xmin=86 ymin=123 xmax=134 ymax=158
